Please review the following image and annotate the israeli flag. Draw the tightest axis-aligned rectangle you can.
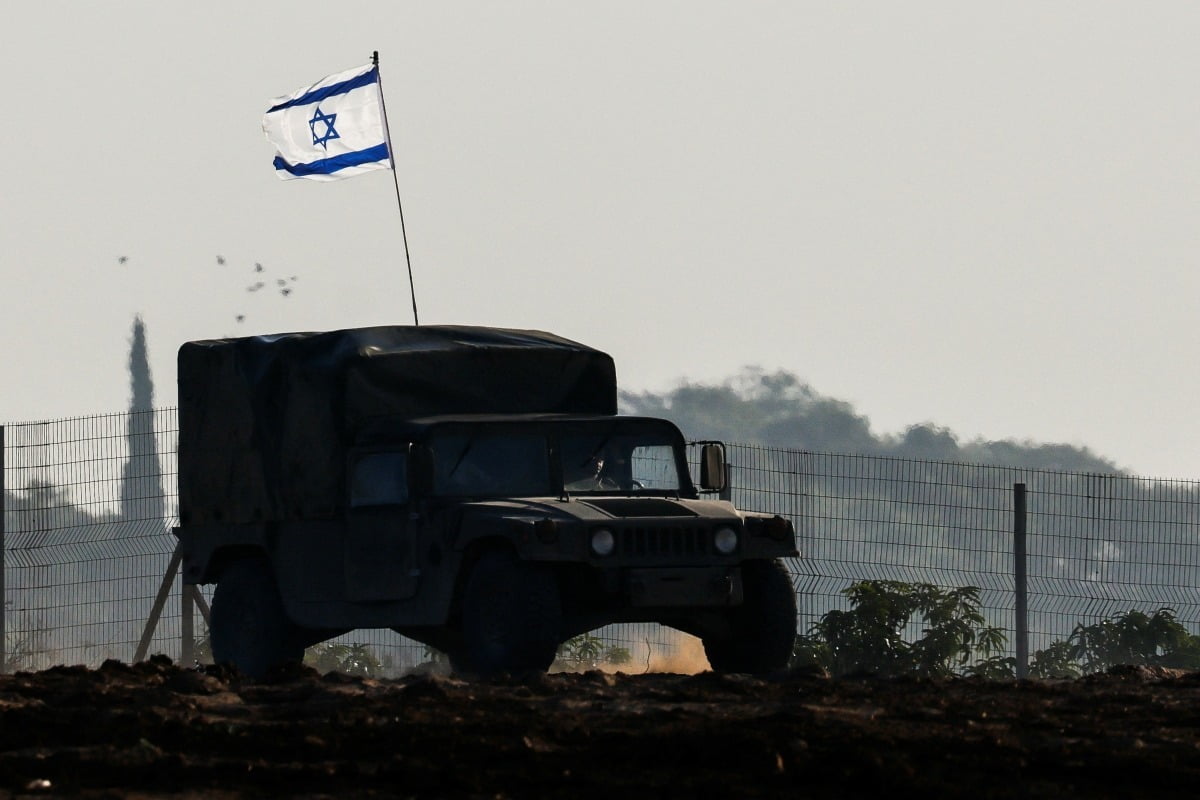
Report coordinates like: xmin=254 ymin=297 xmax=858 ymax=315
xmin=262 ymin=63 xmax=392 ymax=181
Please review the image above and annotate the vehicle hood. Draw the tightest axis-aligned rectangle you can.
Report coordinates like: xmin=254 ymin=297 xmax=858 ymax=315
xmin=457 ymin=496 xmax=742 ymax=524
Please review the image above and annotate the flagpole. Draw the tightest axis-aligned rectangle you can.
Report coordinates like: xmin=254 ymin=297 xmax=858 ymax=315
xmin=373 ymin=51 xmax=419 ymax=326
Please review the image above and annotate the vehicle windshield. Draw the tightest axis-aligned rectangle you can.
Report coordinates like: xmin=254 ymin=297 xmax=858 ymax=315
xmin=427 ymin=422 xmax=686 ymax=497
xmin=559 ymin=430 xmax=682 ymax=494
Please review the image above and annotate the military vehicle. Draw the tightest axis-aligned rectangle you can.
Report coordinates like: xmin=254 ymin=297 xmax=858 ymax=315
xmin=176 ymin=325 xmax=798 ymax=677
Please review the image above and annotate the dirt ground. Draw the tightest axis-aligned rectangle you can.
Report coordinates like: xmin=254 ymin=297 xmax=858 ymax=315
xmin=1 ymin=657 xmax=1199 ymax=799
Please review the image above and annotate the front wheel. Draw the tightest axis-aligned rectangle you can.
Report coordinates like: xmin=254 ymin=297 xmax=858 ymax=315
xmin=455 ymin=551 xmax=562 ymax=678
xmin=703 ymin=559 xmax=797 ymax=673
xmin=210 ymin=558 xmax=303 ymax=679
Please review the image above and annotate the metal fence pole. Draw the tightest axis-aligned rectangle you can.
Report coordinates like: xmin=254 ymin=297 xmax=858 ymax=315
xmin=1014 ymin=482 xmax=1028 ymax=679
xmin=134 ymin=545 xmax=183 ymax=663
xmin=181 ymin=576 xmax=194 ymax=666
xmin=1 ymin=425 xmax=6 ymax=674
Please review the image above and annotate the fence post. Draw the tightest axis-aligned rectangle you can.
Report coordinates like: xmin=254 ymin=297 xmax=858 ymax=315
xmin=180 ymin=577 xmax=194 ymax=666
xmin=134 ymin=544 xmax=183 ymax=663
xmin=1014 ymin=482 xmax=1028 ymax=679
xmin=1 ymin=425 xmax=6 ymax=674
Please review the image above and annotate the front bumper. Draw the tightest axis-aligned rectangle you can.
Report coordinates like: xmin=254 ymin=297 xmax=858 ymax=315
xmin=625 ymin=566 xmax=743 ymax=607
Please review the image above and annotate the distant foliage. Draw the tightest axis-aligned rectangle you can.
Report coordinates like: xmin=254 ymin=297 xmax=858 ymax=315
xmin=621 ymin=368 xmax=1120 ymax=471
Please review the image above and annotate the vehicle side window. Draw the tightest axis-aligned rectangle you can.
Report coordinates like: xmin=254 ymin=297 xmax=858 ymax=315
xmin=351 ymin=452 xmax=409 ymax=507
xmin=433 ymin=433 xmax=550 ymax=496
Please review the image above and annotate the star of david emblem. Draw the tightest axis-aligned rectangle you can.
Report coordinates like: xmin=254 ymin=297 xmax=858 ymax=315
xmin=309 ymin=106 xmax=340 ymax=149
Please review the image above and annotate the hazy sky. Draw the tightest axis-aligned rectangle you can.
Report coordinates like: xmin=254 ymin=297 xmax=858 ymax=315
xmin=3 ymin=2 xmax=1198 ymax=478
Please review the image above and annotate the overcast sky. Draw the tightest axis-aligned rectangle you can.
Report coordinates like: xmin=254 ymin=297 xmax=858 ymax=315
xmin=3 ymin=2 xmax=1198 ymax=478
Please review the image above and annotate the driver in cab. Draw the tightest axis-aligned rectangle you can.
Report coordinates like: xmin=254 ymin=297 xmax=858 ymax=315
xmin=564 ymin=446 xmax=625 ymax=492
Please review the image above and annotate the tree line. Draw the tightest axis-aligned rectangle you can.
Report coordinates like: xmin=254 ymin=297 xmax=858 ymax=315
xmin=622 ymin=367 xmax=1119 ymax=472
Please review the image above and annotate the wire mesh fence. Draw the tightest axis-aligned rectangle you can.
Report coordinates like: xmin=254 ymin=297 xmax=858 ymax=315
xmin=2 ymin=412 xmax=180 ymax=671
xmin=3 ymin=411 xmax=1200 ymax=674
xmin=725 ymin=447 xmax=1200 ymax=658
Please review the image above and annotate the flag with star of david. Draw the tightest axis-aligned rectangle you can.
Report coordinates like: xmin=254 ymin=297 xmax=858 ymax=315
xmin=262 ymin=63 xmax=392 ymax=181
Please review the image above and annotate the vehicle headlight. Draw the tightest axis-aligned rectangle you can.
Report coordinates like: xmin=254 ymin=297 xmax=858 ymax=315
xmin=713 ymin=526 xmax=739 ymax=555
xmin=591 ymin=527 xmax=616 ymax=557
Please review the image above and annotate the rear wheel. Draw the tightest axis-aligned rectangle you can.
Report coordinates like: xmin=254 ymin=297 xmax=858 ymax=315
xmin=455 ymin=551 xmax=562 ymax=678
xmin=210 ymin=558 xmax=303 ymax=679
xmin=703 ymin=559 xmax=797 ymax=673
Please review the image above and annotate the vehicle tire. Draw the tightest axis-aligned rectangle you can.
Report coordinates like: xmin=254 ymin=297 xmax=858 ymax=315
xmin=210 ymin=558 xmax=303 ymax=679
xmin=446 ymin=649 xmax=472 ymax=677
xmin=703 ymin=559 xmax=797 ymax=674
xmin=457 ymin=551 xmax=562 ymax=678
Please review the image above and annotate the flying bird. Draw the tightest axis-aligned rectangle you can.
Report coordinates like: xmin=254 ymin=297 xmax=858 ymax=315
xmin=236 ymin=314 xmax=245 ymax=323
xmin=216 ymin=255 xmax=226 ymax=265
xmin=281 ymin=288 xmax=292 ymax=297
xmin=117 ymin=256 xmax=128 ymax=264
xmin=254 ymin=263 xmax=264 ymax=273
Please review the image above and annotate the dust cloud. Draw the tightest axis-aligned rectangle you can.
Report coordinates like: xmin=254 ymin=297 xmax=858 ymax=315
xmin=643 ymin=630 xmax=712 ymax=674
xmin=594 ymin=629 xmax=711 ymax=675
xmin=549 ymin=628 xmax=713 ymax=676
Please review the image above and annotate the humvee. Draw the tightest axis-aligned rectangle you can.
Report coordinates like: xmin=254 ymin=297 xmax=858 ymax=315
xmin=176 ymin=326 xmax=798 ymax=677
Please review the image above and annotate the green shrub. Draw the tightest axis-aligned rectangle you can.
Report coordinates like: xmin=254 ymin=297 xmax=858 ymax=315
xmin=1068 ymin=608 xmax=1200 ymax=673
xmin=304 ymin=642 xmax=383 ymax=677
xmin=553 ymin=633 xmax=632 ymax=671
xmin=1027 ymin=640 xmax=1080 ymax=679
xmin=796 ymin=580 xmax=1008 ymax=678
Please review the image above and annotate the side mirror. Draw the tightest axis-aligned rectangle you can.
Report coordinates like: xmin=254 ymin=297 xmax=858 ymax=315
xmin=408 ymin=444 xmax=435 ymax=496
xmin=698 ymin=442 xmax=727 ymax=493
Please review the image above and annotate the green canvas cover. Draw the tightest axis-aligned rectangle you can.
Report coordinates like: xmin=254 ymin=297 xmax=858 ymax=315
xmin=178 ymin=325 xmax=617 ymax=525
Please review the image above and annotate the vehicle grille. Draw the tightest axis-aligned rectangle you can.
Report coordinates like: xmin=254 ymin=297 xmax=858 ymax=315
xmin=619 ymin=526 xmax=711 ymax=558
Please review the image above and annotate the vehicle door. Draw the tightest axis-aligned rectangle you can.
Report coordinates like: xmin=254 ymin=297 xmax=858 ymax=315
xmin=345 ymin=449 xmax=420 ymax=601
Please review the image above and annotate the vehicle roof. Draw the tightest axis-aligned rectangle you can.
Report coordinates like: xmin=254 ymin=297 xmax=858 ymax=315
xmin=354 ymin=413 xmax=685 ymax=444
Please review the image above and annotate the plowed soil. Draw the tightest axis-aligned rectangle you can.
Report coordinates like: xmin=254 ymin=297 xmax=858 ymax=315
xmin=1 ymin=658 xmax=1199 ymax=799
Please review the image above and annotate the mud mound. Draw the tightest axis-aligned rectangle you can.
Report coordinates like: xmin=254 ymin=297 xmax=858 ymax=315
xmin=2 ymin=657 xmax=1199 ymax=798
